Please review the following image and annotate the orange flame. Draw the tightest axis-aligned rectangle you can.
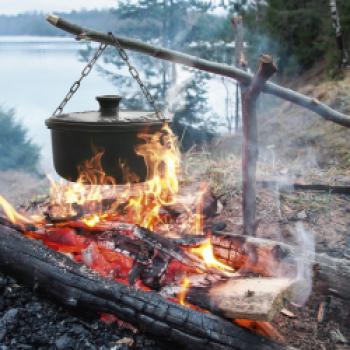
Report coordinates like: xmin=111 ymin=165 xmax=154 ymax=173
xmin=0 ymin=195 xmax=35 ymax=224
xmin=178 ymin=275 xmax=190 ymax=305
xmin=191 ymin=238 xmax=234 ymax=272
xmin=48 ymin=123 xmax=181 ymax=230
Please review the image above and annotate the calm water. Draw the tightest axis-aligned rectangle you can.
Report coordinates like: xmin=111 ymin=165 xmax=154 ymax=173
xmin=0 ymin=36 xmax=228 ymax=174
xmin=0 ymin=36 xmax=116 ymax=173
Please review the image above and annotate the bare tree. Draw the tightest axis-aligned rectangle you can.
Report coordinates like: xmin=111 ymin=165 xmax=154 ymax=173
xmin=329 ymin=0 xmax=349 ymax=68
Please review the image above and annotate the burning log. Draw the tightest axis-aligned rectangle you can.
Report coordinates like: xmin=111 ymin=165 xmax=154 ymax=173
xmin=171 ymin=277 xmax=297 ymax=321
xmin=0 ymin=224 xmax=293 ymax=350
xmin=46 ymin=14 xmax=350 ymax=128
xmin=212 ymin=232 xmax=350 ymax=300
xmin=241 ymin=55 xmax=277 ymax=235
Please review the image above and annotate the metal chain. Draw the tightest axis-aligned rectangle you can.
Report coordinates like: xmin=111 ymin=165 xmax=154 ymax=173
xmin=53 ymin=34 xmax=164 ymax=121
xmin=108 ymin=32 xmax=164 ymax=121
xmin=52 ymin=42 xmax=107 ymax=116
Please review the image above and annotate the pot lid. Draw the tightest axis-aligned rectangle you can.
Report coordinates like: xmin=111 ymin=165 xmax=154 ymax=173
xmin=46 ymin=95 xmax=167 ymax=132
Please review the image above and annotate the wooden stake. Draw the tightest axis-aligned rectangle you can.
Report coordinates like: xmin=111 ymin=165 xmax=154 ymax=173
xmin=242 ymin=55 xmax=277 ymax=235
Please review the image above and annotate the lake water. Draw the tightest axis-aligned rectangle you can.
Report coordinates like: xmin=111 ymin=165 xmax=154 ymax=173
xmin=0 ymin=36 xmax=228 ymax=174
xmin=0 ymin=36 xmax=118 ymax=173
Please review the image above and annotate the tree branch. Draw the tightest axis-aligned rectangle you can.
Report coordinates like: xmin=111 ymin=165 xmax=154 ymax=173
xmin=46 ymin=14 xmax=350 ymax=128
xmin=242 ymin=55 xmax=277 ymax=235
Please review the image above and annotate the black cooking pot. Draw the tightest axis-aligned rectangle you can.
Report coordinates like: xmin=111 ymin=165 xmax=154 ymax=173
xmin=46 ymin=95 xmax=166 ymax=183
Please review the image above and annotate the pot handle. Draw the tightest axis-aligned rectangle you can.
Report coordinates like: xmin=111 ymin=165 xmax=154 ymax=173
xmin=96 ymin=95 xmax=122 ymax=117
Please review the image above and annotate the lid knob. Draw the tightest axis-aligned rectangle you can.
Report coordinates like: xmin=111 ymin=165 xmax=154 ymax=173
xmin=96 ymin=95 xmax=122 ymax=117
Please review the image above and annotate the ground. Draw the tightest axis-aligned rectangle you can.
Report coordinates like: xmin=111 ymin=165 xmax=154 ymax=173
xmin=0 ymin=68 xmax=350 ymax=350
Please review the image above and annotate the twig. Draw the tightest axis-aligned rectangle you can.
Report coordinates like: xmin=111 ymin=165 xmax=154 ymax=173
xmin=258 ymin=180 xmax=350 ymax=195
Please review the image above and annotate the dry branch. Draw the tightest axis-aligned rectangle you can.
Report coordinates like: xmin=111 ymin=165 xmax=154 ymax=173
xmin=257 ymin=180 xmax=350 ymax=195
xmin=46 ymin=14 xmax=350 ymax=128
xmin=242 ymin=55 xmax=277 ymax=235
xmin=0 ymin=224 xmax=292 ymax=350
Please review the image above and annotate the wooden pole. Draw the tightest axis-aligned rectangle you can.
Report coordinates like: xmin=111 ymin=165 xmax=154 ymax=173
xmin=242 ymin=55 xmax=277 ymax=235
xmin=46 ymin=15 xmax=350 ymax=128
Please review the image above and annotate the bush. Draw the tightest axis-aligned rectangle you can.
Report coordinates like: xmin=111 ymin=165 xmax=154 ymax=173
xmin=0 ymin=107 xmax=40 ymax=173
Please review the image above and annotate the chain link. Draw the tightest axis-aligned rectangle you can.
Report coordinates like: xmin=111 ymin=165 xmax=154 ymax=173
xmin=108 ymin=32 xmax=164 ymax=120
xmin=52 ymin=33 xmax=164 ymax=121
xmin=52 ymin=42 xmax=107 ymax=116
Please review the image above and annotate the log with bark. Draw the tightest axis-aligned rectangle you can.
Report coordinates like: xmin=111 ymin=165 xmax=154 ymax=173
xmin=211 ymin=232 xmax=350 ymax=300
xmin=164 ymin=276 xmax=296 ymax=321
xmin=241 ymin=55 xmax=277 ymax=235
xmin=46 ymin=15 xmax=350 ymax=128
xmin=0 ymin=223 xmax=293 ymax=350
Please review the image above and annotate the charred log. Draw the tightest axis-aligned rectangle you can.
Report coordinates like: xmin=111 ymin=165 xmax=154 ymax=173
xmin=0 ymin=224 xmax=292 ymax=350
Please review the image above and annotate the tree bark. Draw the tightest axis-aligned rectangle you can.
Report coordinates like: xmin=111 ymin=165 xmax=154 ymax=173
xmin=46 ymin=15 xmax=350 ymax=128
xmin=241 ymin=55 xmax=277 ymax=235
xmin=0 ymin=224 xmax=291 ymax=350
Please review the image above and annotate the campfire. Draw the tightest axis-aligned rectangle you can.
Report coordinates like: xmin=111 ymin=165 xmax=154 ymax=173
xmin=0 ymin=122 xmax=306 ymax=349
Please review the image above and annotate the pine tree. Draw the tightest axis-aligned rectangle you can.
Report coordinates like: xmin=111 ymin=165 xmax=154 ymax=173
xmin=0 ymin=107 xmax=40 ymax=173
xmin=92 ymin=0 xmax=223 ymax=149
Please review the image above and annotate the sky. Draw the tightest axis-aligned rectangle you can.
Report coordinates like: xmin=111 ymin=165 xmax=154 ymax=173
xmin=0 ymin=0 xmax=117 ymax=15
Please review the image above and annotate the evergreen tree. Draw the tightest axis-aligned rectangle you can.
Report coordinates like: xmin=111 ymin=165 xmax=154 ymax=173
xmin=0 ymin=107 xmax=40 ymax=173
xmin=90 ymin=0 xmax=224 ymax=149
xmin=229 ymin=0 xmax=350 ymax=75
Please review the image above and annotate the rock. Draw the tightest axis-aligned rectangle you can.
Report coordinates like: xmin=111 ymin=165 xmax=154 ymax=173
xmin=0 ymin=308 xmax=19 ymax=341
xmin=55 ymin=334 xmax=74 ymax=350
xmin=330 ymin=329 xmax=348 ymax=344
xmin=296 ymin=210 xmax=308 ymax=220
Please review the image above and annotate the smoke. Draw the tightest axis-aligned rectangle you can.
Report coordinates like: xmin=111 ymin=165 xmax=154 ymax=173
xmin=290 ymin=222 xmax=315 ymax=305
xmin=163 ymin=69 xmax=193 ymax=119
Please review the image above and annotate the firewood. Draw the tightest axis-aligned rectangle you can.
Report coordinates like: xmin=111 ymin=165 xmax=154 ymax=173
xmin=187 ymin=277 xmax=296 ymax=321
xmin=211 ymin=232 xmax=350 ymax=300
xmin=0 ymin=224 xmax=292 ymax=350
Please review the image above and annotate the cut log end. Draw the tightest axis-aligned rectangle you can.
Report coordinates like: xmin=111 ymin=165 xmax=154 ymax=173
xmin=46 ymin=14 xmax=60 ymax=26
xmin=188 ymin=277 xmax=295 ymax=321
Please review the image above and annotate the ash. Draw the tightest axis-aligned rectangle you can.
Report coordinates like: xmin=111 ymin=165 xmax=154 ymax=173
xmin=0 ymin=272 xmax=169 ymax=350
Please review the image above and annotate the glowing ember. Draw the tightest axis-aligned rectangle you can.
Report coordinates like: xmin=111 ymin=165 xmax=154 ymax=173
xmin=0 ymin=121 xmax=236 ymax=312
xmin=178 ymin=275 xmax=190 ymax=305
xmin=82 ymin=214 xmax=101 ymax=227
xmin=191 ymin=238 xmax=234 ymax=272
